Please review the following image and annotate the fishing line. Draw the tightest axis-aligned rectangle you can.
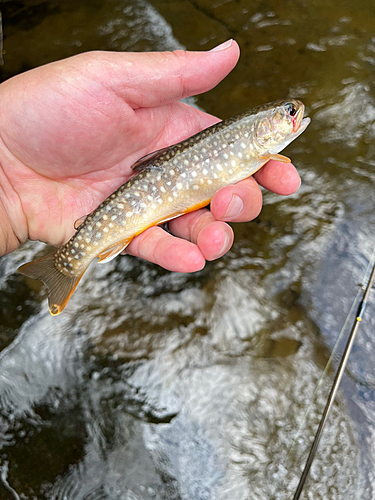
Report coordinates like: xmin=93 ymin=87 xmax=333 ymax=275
xmin=267 ymin=245 xmax=375 ymax=499
xmin=288 ymin=247 xmax=375 ymax=456
xmin=292 ymin=246 xmax=375 ymax=499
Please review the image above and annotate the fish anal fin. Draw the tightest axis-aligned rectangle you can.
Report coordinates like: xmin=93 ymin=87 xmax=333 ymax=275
xmin=74 ymin=215 xmax=88 ymax=230
xmin=17 ymin=252 xmax=86 ymax=315
xmin=258 ymin=153 xmax=291 ymax=163
xmin=98 ymin=240 xmax=131 ymax=263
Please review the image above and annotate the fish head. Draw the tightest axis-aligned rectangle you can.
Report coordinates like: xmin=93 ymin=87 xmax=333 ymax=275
xmin=254 ymin=99 xmax=310 ymax=153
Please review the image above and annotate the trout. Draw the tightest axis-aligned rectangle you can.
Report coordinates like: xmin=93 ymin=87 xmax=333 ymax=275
xmin=18 ymin=100 xmax=310 ymax=315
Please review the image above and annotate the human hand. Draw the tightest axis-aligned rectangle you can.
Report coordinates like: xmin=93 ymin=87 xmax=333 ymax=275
xmin=0 ymin=40 xmax=300 ymax=271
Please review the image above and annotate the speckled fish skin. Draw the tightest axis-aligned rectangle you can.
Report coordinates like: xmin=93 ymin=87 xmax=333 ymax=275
xmin=17 ymin=99 xmax=310 ymax=315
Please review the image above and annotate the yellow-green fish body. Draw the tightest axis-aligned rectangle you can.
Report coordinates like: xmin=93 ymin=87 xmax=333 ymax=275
xmin=18 ymin=100 xmax=310 ymax=315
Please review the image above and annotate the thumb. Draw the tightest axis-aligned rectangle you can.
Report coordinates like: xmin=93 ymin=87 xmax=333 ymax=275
xmin=90 ymin=40 xmax=240 ymax=109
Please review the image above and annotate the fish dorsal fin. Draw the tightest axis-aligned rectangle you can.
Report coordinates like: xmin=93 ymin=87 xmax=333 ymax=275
xmin=97 ymin=239 xmax=132 ymax=264
xmin=74 ymin=215 xmax=88 ymax=230
xmin=131 ymin=147 xmax=169 ymax=173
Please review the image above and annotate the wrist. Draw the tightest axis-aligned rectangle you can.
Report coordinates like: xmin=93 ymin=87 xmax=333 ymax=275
xmin=0 ymin=190 xmax=22 ymax=256
xmin=0 ymin=144 xmax=28 ymax=257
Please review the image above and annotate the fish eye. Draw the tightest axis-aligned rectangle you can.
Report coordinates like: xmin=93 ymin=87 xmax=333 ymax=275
xmin=284 ymin=102 xmax=297 ymax=117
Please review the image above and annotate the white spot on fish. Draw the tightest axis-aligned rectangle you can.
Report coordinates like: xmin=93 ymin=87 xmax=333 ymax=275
xmin=126 ymin=211 xmax=133 ymax=217
xmin=74 ymin=242 xmax=79 ymax=248
xmin=71 ymin=249 xmax=75 ymax=255
xmin=103 ymin=227 xmax=109 ymax=233
xmin=168 ymin=196 xmax=173 ymax=202
xmin=103 ymin=214 xmax=108 ymax=220
xmin=231 ymin=160 xmax=237 ymax=167
xmin=193 ymin=185 xmax=199 ymax=190
xmin=169 ymin=169 xmax=175 ymax=176
xmin=203 ymin=169 xmax=208 ymax=175
xmin=238 ymin=152 xmax=243 ymax=159
xmin=217 ymin=164 xmax=223 ymax=171
xmin=223 ymin=153 xmax=229 ymax=160
xmin=176 ymin=183 xmax=183 ymax=190
xmin=241 ymin=142 xmax=247 ymax=149
xmin=160 ymin=186 xmax=166 ymax=193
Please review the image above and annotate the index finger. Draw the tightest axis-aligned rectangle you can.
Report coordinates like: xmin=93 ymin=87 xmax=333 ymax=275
xmin=253 ymin=160 xmax=301 ymax=195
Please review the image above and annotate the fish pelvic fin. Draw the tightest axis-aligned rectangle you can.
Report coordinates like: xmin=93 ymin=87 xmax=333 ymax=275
xmin=98 ymin=239 xmax=131 ymax=263
xmin=17 ymin=252 xmax=85 ymax=316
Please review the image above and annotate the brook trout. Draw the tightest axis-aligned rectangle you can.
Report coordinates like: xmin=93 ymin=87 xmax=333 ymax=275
xmin=18 ymin=100 xmax=310 ymax=315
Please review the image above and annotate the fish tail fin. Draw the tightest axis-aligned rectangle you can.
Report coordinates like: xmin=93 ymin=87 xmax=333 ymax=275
xmin=17 ymin=252 xmax=84 ymax=316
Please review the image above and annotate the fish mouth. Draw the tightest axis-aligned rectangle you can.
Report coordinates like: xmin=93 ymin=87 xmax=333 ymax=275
xmin=293 ymin=103 xmax=310 ymax=137
xmin=292 ymin=103 xmax=305 ymax=133
xmin=297 ymin=116 xmax=311 ymax=135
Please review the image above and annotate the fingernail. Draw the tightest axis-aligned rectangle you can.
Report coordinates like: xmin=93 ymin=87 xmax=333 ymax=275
xmin=214 ymin=230 xmax=232 ymax=259
xmin=224 ymin=194 xmax=243 ymax=219
xmin=209 ymin=39 xmax=233 ymax=52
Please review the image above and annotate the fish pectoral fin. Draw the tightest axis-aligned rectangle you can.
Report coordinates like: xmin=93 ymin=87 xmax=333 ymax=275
xmin=258 ymin=153 xmax=291 ymax=163
xmin=97 ymin=240 xmax=132 ymax=264
xmin=74 ymin=215 xmax=88 ymax=230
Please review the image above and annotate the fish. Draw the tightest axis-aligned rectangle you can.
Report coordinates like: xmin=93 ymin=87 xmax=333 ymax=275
xmin=17 ymin=99 xmax=310 ymax=315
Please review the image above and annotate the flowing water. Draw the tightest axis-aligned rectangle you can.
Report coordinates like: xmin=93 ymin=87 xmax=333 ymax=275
xmin=1 ymin=0 xmax=375 ymax=499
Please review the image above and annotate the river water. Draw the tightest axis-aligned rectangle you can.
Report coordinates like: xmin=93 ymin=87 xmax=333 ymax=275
xmin=1 ymin=0 xmax=375 ymax=499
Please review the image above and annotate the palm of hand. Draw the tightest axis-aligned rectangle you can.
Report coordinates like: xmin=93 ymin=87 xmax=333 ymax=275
xmin=0 ymin=52 xmax=217 ymax=247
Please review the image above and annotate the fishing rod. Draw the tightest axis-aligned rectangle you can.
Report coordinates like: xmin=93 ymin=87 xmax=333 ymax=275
xmin=292 ymin=259 xmax=375 ymax=500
